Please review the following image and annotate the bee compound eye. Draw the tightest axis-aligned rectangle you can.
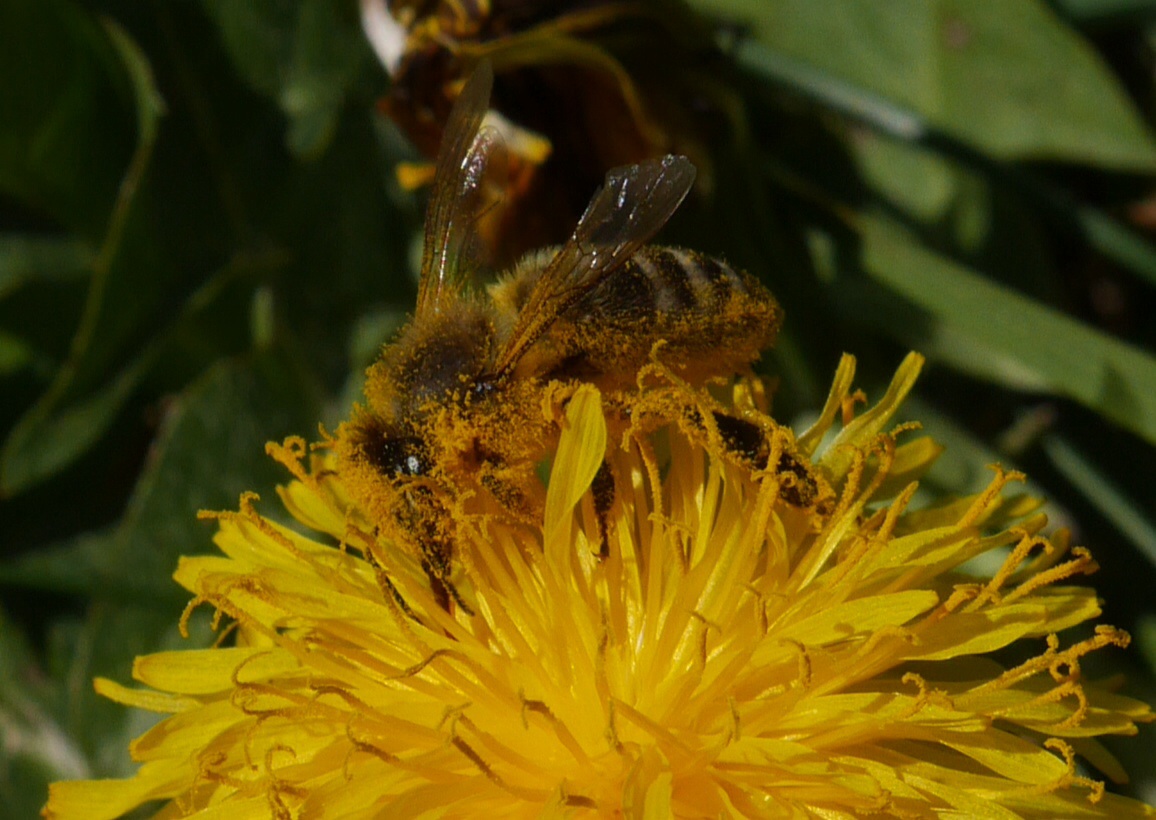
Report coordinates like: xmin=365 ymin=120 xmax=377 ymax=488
xmin=372 ymin=435 xmax=431 ymax=478
xmin=469 ymin=376 xmax=498 ymax=400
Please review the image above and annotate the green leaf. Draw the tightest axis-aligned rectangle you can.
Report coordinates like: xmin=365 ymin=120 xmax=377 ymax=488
xmin=1041 ymin=434 xmax=1156 ymax=569
xmin=0 ymin=11 xmax=169 ymax=493
xmin=705 ymin=0 xmax=1156 ymax=169
xmin=105 ymin=349 xmax=324 ymax=592
xmin=1137 ymin=614 xmax=1156 ymax=676
xmin=0 ymin=330 xmax=40 ymax=377
xmin=198 ymin=0 xmax=297 ymax=98
xmin=201 ymin=0 xmax=373 ymax=158
xmin=60 ymin=13 xmax=165 ymax=374
xmin=737 ymin=25 xmax=1156 ymax=290
xmin=0 ymin=0 xmax=136 ymax=235
xmin=4 ymin=347 xmax=313 ymax=598
xmin=0 ymin=235 xmax=94 ymax=300
xmin=0 ymin=608 xmax=92 ymax=817
xmin=1052 ymin=0 xmax=1156 ymax=23
xmin=0 ymin=348 xmax=322 ymax=780
xmin=100 ymin=17 xmax=165 ymax=153
xmin=335 ymin=306 xmax=407 ymax=419
xmin=0 ymin=241 xmax=287 ymax=495
xmin=1 ymin=358 xmax=149 ymax=494
xmin=897 ymin=396 xmax=1076 ymax=532
xmin=850 ymin=214 xmax=1156 ymax=446
xmin=42 ymin=602 xmax=190 ymax=779
xmin=1072 ymin=203 xmax=1156 ymax=290
xmin=849 ymin=135 xmax=959 ymax=225
xmin=0 ymin=529 xmax=116 ymax=595
xmin=0 ymin=621 xmax=79 ymax=816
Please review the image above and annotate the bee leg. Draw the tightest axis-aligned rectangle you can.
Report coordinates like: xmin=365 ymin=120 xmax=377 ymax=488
xmin=365 ymin=543 xmax=418 ymax=619
xmin=442 ymin=576 xmax=474 ymax=616
xmin=710 ymin=411 xmax=819 ymax=508
xmin=401 ymin=487 xmax=476 ymax=616
xmin=481 ymin=471 xmax=526 ymax=514
xmin=412 ymin=507 xmax=475 ymax=616
xmin=479 ymin=463 xmax=545 ymax=529
xmin=420 ymin=552 xmax=475 ymax=616
xmin=420 ymin=559 xmax=452 ymax=612
xmin=381 ymin=573 xmax=416 ymax=618
xmin=592 ymin=460 xmax=615 ymax=559
xmin=774 ymin=450 xmax=821 ymax=508
xmin=706 ymin=410 xmax=769 ymax=467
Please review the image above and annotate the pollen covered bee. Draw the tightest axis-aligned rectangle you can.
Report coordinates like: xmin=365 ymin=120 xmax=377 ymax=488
xmin=336 ymin=64 xmax=824 ymax=611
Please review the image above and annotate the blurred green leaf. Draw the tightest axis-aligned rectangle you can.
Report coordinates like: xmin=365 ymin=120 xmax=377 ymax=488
xmin=839 ymin=133 xmax=1052 ymax=301
xmin=100 ymin=17 xmax=165 ymax=154
xmin=197 ymin=0 xmax=294 ymax=96
xmin=741 ymin=34 xmax=1156 ymax=291
xmin=1073 ymin=203 xmax=1156 ymax=289
xmin=0 ymin=529 xmax=116 ymax=595
xmin=0 ymin=330 xmax=39 ymax=377
xmin=1053 ymin=0 xmax=1156 ymax=23
xmin=0 ymin=248 xmax=278 ymax=495
xmin=708 ymin=0 xmax=1156 ymax=168
xmin=1041 ymin=434 xmax=1156 ymax=567
xmin=118 ymin=348 xmax=316 ymax=726
xmin=335 ymin=305 xmax=406 ymax=419
xmin=44 ymin=602 xmax=185 ymax=780
xmin=1138 ymin=614 xmax=1156 ymax=676
xmin=106 ymin=348 xmax=324 ymax=590
xmin=1 ymin=358 xmax=148 ymax=495
xmin=0 ymin=0 xmax=135 ymax=234
xmin=55 ymin=11 xmax=164 ymax=386
xmin=0 ymin=8 xmax=167 ymax=494
xmin=201 ymin=0 xmax=372 ymax=158
xmin=900 ymin=396 xmax=1078 ymax=533
xmin=1 ymin=346 xmax=322 ymax=788
xmin=0 ymin=236 xmax=93 ymax=300
xmin=0 ymin=609 xmax=89 ymax=818
xmin=850 ymin=136 xmax=959 ymax=225
xmin=851 ymin=215 xmax=1156 ymax=446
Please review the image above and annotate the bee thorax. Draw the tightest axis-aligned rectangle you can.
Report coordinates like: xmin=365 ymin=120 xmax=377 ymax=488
xmin=371 ymin=308 xmax=498 ymax=415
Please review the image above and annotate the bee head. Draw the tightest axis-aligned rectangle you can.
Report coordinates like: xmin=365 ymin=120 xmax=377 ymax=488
xmin=376 ymin=434 xmax=431 ymax=478
xmin=348 ymin=414 xmax=432 ymax=481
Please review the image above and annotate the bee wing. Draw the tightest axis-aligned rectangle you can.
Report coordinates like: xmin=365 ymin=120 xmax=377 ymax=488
xmin=495 ymin=155 xmax=696 ymax=375
xmin=416 ymin=61 xmax=497 ymax=317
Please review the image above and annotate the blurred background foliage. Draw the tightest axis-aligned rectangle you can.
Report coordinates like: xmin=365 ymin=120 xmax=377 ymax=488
xmin=2 ymin=0 xmax=1156 ymax=813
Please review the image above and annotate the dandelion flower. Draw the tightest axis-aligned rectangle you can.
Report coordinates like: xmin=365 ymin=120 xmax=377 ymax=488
xmin=45 ymin=353 xmax=1155 ymax=818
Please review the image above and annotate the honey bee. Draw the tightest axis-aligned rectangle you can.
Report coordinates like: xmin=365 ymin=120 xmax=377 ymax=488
xmin=337 ymin=63 xmax=821 ymax=611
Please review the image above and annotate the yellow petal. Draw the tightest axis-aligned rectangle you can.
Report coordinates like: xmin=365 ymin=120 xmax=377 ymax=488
xmin=93 ymin=677 xmax=196 ymax=714
xmin=544 ymin=385 xmax=606 ymax=563
xmin=133 ymin=647 xmax=300 ymax=694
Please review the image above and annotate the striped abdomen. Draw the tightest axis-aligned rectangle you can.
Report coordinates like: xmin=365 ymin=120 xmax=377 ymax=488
xmin=516 ymin=246 xmax=781 ymax=388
